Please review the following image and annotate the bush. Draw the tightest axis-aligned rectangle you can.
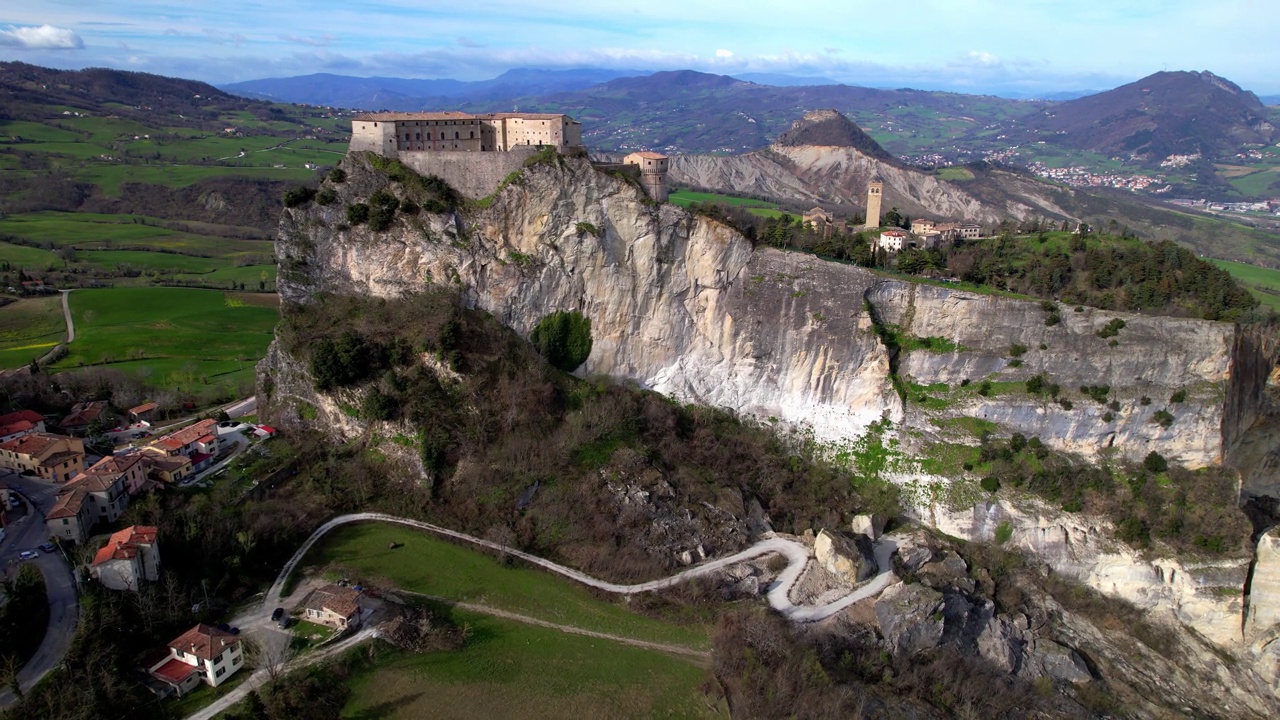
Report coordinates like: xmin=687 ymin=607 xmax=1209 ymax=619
xmin=283 ymin=186 xmax=316 ymax=207
xmin=575 ymin=221 xmax=603 ymax=237
xmin=994 ymin=521 xmax=1013 ymax=544
xmin=977 ymin=381 xmax=992 ymax=397
xmin=1151 ymin=409 xmax=1175 ymax=429
xmin=981 ymin=476 xmax=1000 ymax=493
xmin=1169 ymin=389 xmax=1186 ymax=403
xmin=1143 ymin=451 xmax=1168 ymax=473
xmin=530 ymin=310 xmax=593 ymax=372
xmin=1026 ymin=374 xmax=1048 ymax=394
xmin=1008 ymin=359 xmax=1023 ymax=368
xmin=399 ymin=199 xmax=419 ymax=215
xmin=328 ymin=167 xmax=347 ymax=183
xmin=1140 ymin=396 xmax=1151 ymax=405
xmin=346 ymin=203 xmax=370 ymax=225
xmin=1009 ymin=343 xmax=1027 ymax=357
xmin=1079 ymin=385 xmax=1110 ymax=404
xmin=315 ymin=189 xmax=336 ymax=205
xmin=1096 ymin=318 xmax=1126 ymax=339
xmin=361 ymin=387 xmax=398 ymax=421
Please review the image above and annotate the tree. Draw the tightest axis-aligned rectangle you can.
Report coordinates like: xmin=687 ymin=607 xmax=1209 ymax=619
xmin=530 ymin=311 xmax=592 ymax=372
xmin=883 ymin=206 xmax=904 ymax=229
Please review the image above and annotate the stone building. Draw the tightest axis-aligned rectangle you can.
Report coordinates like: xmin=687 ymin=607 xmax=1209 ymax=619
xmin=350 ymin=112 xmax=582 ymax=155
xmin=90 ymin=525 xmax=161 ymax=591
xmin=623 ymin=151 xmax=669 ymax=201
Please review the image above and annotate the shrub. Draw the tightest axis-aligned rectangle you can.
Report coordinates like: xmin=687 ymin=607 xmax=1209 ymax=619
xmin=1074 ymin=306 xmax=1085 ymax=312
xmin=1152 ymin=409 xmax=1175 ymax=429
xmin=315 ymin=189 xmax=336 ymax=205
xmin=1101 ymin=411 xmax=1114 ymax=422
xmin=1096 ymin=318 xmax=1126 ymax=339
xmin=977 ymin=381 xmax=992 ymax=397
xmin=328 ymin=167 xmax=347 ymax=183
xmin=1039 ymin=343 xmax=1048 ymax=350
xmin=960 ymin=378 xmax=971 ymax=387
xmin=1140 ymin=396 xmax=1151 ymax=405
xmin=1169 ymin=389 xmax=1186 ymax=403
xmin=346 ymin=203 xmax=370 ymax=225
xmin=1080 ymin=385 xmax=1110 ymax=404
xmin=1009 ymin=343 xmax=1028 ymax=357
xmin=1057 ymin=398 xmax=1074 ymax=410
xmin=1008 ymin=359 xmax=1023 ymax=368
xmin=575 ymin=221 xmax=603 ymax=237
xmin=981 ymin=476 xmax=1000 ymax=493
xmin=1040 ymin=300 xmax=1057 ymax=313
xmin=1143 ymin=451 xmax=1168 ymax=473
xmin=361 ymin=387 xmax=398 ymax=421
xmin=1025 ymin=374 xmax=1048 ymax=394
xmin=530 ymin=310 xmax=593 ymax=372
xmin=1044 ymin=313 xmax=1061 ymax=326
xmin=994 ymin=521 xmax=1013 ymax=544
xmin=283 ymin=186 xmax=317 ymax=207
xmin=399 ymin=199 xmax=419 ymax=215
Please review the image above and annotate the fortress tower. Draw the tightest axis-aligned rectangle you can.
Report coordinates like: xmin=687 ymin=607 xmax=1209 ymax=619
xmin=623 ymin=151 xmax=669 ymax=202
xmin=865 ymin=178 xmax=883 ymax=229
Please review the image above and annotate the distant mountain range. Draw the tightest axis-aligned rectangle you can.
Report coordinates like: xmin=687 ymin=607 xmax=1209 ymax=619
xmin=219 ymin=68 xmax=643 ymax=109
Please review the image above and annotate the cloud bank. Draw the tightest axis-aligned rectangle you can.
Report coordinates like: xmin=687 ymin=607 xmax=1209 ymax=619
xmin=0 ymin=24 xmax=83 ymax=50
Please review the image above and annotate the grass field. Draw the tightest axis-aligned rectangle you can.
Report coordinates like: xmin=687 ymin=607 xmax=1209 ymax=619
xmin=51 ymin=287 xmax=277 ymax=389
xmin=297 ymin=522 xmax=712 ymax=650
xmin=1212 ymin=258 xmax=1280 ymax=311
xmin=668 ymin=188 xmax=787 ymax=218
xmin=0 ymin=212 xmax=274 ymax=262
xmin=936 ymin=167 xmax=975 ymax=181
xmin=0 ymin=295 xmax=66 ymax=369
xmin=341 ymin=612 xmax=715 ymax=720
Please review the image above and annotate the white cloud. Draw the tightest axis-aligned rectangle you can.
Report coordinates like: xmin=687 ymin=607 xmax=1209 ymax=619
xmin=964 ymin=50 xmax=1000 ymax=67
xmin=281 ymin=33 xmax=339 ymax=47
xmin=0 ymin=24 xmax=84 ymax=50
xmin=715 ymin=48 xmax=733 ymax=58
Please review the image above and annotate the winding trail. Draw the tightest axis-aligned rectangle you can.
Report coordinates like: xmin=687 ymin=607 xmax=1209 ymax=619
xmin=188 ymin=512 xmax=897 ymax=719
xmin=59 ymin=290 xmax=74 ymax=343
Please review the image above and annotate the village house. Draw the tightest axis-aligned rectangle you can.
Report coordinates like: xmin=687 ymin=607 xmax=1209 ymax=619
xmin=300 ymin=583 xmax=363 ymax=630
xmin=146 ymin=624 xmax=244 ymax=696
xmin=149 ymin=419 xmax=221 ymax=472
xmin=874 ymin=229 xmax=911 ymax=254
xmin=127 ymin=402 xmax=158 ymax=423
xmin=0 ymin=432 xmax=85 ymax=482
xmin=138 ymin=448 xmax=192 ymax=485
xmin=911 ymin=218 xmax=937 ymax=234
xmin=81 ymin=451 xmax=149 ymax=496
xmin=0 ymin=409 xmax=45 ymax=443
xmin=935 ymin=222 xmax=984 ymax=242
xmin=46 ymin=487 xmax=92 ymax=544
xmin=59 ymin=401 xmax=113 ymax=436
xmin=802 ymin=206 xmax=835 ymax=239
xmin=90 ymin=525 xmax=161 ymax=591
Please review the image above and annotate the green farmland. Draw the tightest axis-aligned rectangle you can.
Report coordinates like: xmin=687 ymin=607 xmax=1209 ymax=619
xmin=1212 ymin=258 xmax=1280 ymax=311
xmin=53 ymin=287 xmax=278 ymax=395
xmin=668 ymin=188 xmax=788 ymax=218
xmin=0 ymin=295 xmax=67 ymax=369
xmin=291 ymin=521 xmax=717 ymax=719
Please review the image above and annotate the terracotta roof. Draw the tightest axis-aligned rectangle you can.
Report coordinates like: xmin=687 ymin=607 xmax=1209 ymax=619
xmin=881 ymin=230 xmax=909 ymax=237
xmin=0 ymin=432 xmax=73 ymax=458
xmin=153 ymin=419 xmax=218 ymax=452
xmin=491 ymin=112 xmax=574 ymax=120
xmin=625 ymin=151 xmax=668 ymax=160
xmin=168 ymin=624 xmax=240 ymax=661
xmin=92 ymin=525 xmax=158 ymax=566
xmin=151 ymin=657 xmax=197 ymax=685
xmin=84 ymin=453 xmax=142 ymax=477
xmin=60 ymin=401 xmax=107 ymax=428
xmin=304 ymin=584 xmax=362 ymax=619
xmin=0 ymin=419 xmax=35 ymax=436
xmin=356 ymin=111 xmax=478 ymax=121
xmin=47 ymin=487 xmax=87 ymax=519
xmin=128 ymin=402 xmax=158 ymax=415
xmin=0 ymin=410 xmax=43 ymax=426
xmin=67 ymin=470 xmax=122 ymax=493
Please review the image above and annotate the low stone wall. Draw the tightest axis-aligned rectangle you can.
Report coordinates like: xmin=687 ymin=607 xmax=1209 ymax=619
xmin=396 ymin=146 xmax=538 ymax=200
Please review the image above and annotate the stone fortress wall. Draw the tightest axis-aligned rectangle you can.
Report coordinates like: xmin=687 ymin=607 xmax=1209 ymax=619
xmin=398 ymin=146 xmax=539 ymax=200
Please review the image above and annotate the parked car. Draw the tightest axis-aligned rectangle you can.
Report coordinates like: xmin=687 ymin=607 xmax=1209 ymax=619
xmin=278 ymin=616 xmax=291 ymax=630
xmin=271 ymin=607 xmax=284 ymax=622
xmin=38 ymin=542 xmax=56 ymax=554
xmin=216 ymin=623 xmax=231 ymax=632
xmin=18 ymin=550 xmax=38 ymax=561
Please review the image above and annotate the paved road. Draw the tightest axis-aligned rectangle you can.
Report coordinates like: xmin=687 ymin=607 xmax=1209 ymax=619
xmin=187 ymin=512 xmax=897 ymax=719
xmin=0 ymin=471 xmax=79 ymax=708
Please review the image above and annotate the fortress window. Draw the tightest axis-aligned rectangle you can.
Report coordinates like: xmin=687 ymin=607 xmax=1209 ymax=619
xmin=455 ymin=132 xmax=460 ymax=139
xmin=415 ymin=132 xmax=420 ymax=140
xmin=470 ymin=131 xmax=474 ymax=139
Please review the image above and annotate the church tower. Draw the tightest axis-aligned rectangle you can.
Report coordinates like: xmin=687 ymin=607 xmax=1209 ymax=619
xmin=865 ymin=178 xmax=883 ymax=229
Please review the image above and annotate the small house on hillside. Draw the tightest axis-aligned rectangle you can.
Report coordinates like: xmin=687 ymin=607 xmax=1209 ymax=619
xmin=0 ymin=410 xmax=45 ymax=443
xmin=146 ymin=624 xmax=243 ymax=697
xmin=128 ymin=402 xmax=158 ymax=423
xmin=300 ymin=583 xmax=363 ymax=630
xmin=59 ymin=401 xmax=112 ymax=436
xmin=90 ymin=525 xmax=161 ymax=591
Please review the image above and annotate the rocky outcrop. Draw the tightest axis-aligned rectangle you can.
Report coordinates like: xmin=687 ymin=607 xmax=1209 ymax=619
xmin=875 ymin=582 xmax=945 ymax=656
xmin=813 ymin=529 xmax=877 ymax=584
xmin=1249 ymin=528 xmax=1280 ymax=640
xmin=920 ymin=495 xmax=1250 ymax=647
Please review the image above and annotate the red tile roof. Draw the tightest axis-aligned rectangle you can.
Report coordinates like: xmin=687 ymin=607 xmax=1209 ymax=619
xmin=168 ymin=624 xmax=240 ymax=661
xmin=151 ymin=657 xmax=197 ymax=684
xmin=128 ymin=402 xmax=158 ymax=416
xmin=304 ymin=584 xmax=362 ymax=619
xmin=92 ymin=525 xmax=158 ymax=566
xmin=0 ymin=410 xmax=43 ymax=426
xmin=60 ymin=401 xmax=108 ymax=428
xmin=625 ymin=151 xmax=668 ymax=160
xmin=153 ymin=419 xmax=218 ymax=452
xmin=47 ymin=487 xmax=87 ymax=519
xmin=84 ymin=452 xmax=142 ymax=477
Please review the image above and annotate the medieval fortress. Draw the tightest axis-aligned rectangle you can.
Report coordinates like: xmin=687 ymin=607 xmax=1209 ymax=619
xmin=349 ymin=111 xmax=670 ymax=201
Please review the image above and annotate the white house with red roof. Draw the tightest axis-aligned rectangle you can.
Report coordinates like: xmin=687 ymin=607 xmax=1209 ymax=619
xmin=0 ymin=409 xmax=45 ymax=443
xmin=90 ymin=525 xmax=160 ymax=591
xmin=146 ymin=624 xmax=243 ymax=696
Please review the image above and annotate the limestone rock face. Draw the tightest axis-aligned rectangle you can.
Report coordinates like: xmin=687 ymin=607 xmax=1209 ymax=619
xmin=850 ymin=513 xmax=886 ymax=540
xmin=875 ymin=582 xmax=945 ymax=656
xmin=813 ymin=529 xmax=877 ymax=584
xmin=921 ymin=496 xmax=1250 ymax=647
xmin=1028 ymin=639 xmax=1093 ymax=684
xmin=1247 ymin=528 xmax=1280 ymax=640
xmin=867 ymin=280 xmax=1244 ymax=468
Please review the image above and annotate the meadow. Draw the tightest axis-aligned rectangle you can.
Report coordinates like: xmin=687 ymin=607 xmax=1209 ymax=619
xmin=1211 ymin=258 xmax=1280 ymax=311
xmin=340 ymin=612 xmax=715 ymax=720
xmin=0 ymin=295 xmax=67 ymax=369
xmin=53 ymin=287 xmax=277 ymax=394
xmin=668 ymin=188 xmax=787 ymax=218
xmin=294 ymin=522 xmax=713 ymax=650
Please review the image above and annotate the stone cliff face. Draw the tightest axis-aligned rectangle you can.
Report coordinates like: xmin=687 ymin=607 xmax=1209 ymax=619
xmin=277 ymin=152 xmax=1263 ymax=466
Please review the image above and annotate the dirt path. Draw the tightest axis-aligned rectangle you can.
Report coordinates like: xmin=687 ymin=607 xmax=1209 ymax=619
xmin=60 ymin=290 xmax=74 ymax=343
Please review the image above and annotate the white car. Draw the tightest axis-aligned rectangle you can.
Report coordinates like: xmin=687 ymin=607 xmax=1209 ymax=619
xmin=18 ymin=550 xmax=38 ymax=561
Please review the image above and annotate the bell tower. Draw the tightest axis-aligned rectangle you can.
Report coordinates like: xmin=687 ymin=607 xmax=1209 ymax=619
xmin=865 ymin=178 xmax=883 ymax=229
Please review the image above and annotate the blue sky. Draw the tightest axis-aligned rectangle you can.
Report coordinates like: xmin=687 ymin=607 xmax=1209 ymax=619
xmin=2 ymin=1 xmax=1277 ymax=95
